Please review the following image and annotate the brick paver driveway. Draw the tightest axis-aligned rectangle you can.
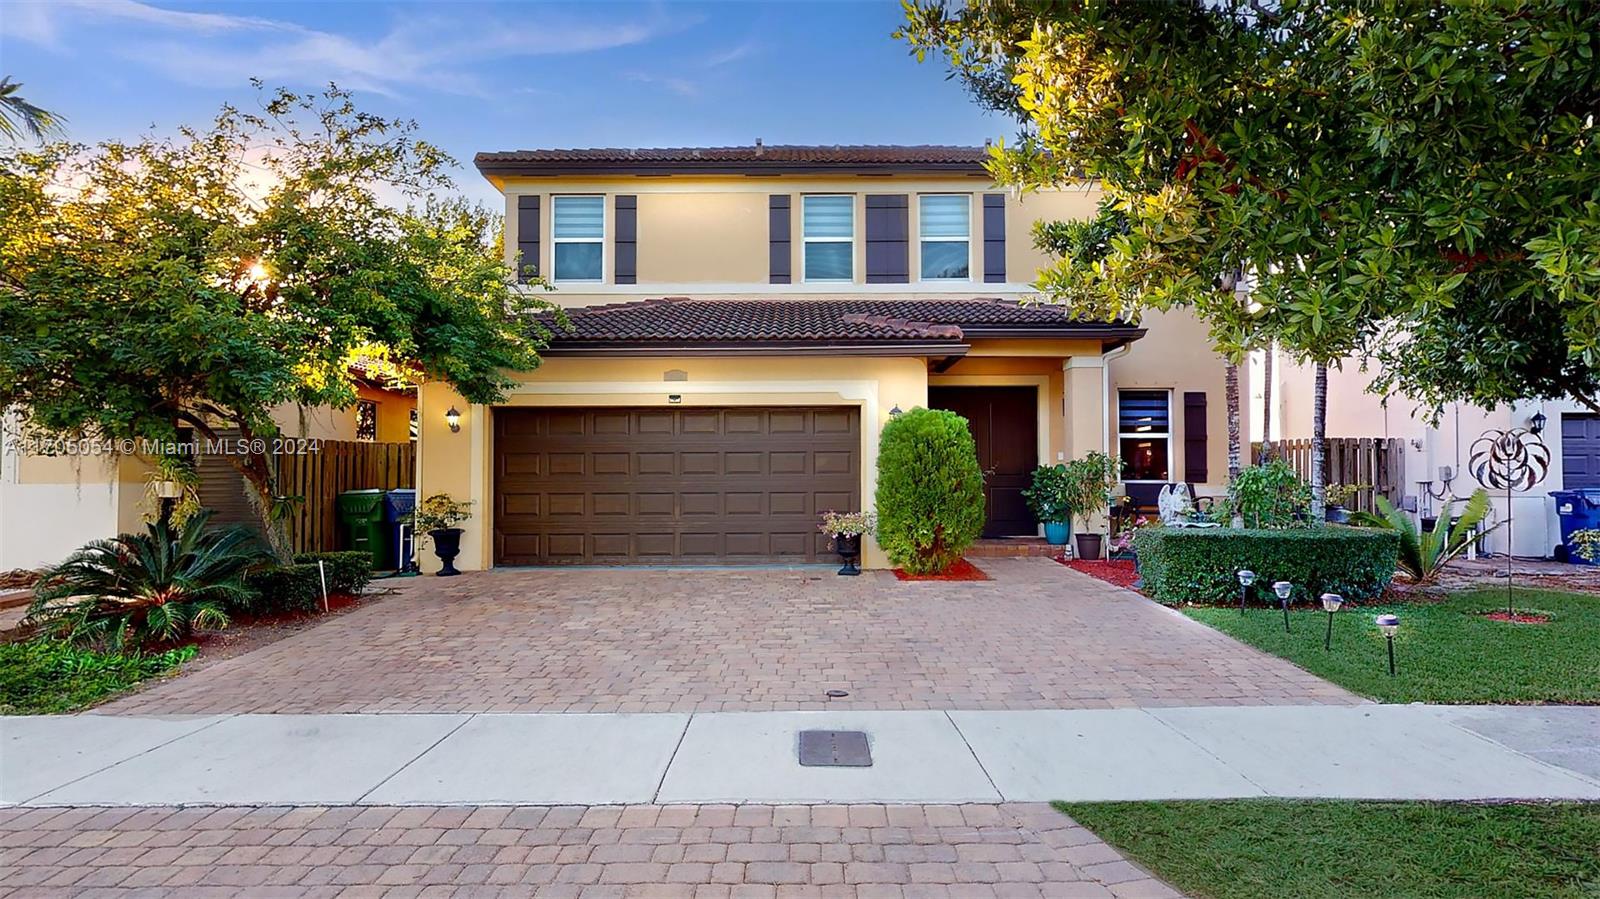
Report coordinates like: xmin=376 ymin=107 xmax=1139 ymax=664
xmin=106 ymin=557 xmax=1355 ymax=715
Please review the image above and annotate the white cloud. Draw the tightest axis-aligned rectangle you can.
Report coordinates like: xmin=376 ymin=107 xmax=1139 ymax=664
xmin=623 ymin=71 xmax=700 ymax=98
xmin=704 ymin=39 xmax=759 ymax=68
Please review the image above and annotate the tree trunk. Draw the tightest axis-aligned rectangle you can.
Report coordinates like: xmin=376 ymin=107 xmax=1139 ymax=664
xmin=1310 ymin=362 xmax=1328 ymax=520
xmin=1224 ymin=361 xmax=1241 ymax=481
xmin=230 ymin=421 xmax=294 ymax=563
xmin=1260 ymin=342 xmax=1275 ymax=462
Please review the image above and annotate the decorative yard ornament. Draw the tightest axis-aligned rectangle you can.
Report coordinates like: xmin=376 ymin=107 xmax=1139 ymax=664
xmin=1468 ymin=427 xmax=1551 ymax=619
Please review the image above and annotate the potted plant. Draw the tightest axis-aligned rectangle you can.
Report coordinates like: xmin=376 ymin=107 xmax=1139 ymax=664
xmin=1022 ymin=464 xmax=1073 ymax=545
xmin=819 ymin=510 xmax=875 ymax=576
xmin=414 ymin=493 xmax=472 ymax=576
xmin=1063 ymin=451 xmax=1121 ymax=561
xmin=1324 ymin=482 xmax=1368 ymax=524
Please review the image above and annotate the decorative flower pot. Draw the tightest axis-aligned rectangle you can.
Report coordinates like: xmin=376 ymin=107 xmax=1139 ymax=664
xmin=1325 ymin=505 xmax=1350 ymax=524
xmin=1074 ymin=533 xmax=1104 ymax=561
xmin=832 ymin=533 xmax=862 ymax=576
xmin=429 ymin=527 xmax=464 ymax=577
xmin=1043 ymin=521 xmax=1070 ymax=545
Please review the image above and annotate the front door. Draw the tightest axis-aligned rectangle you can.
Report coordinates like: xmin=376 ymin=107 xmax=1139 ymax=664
xmin=928 ymin=386 xmax=1039 ymax=537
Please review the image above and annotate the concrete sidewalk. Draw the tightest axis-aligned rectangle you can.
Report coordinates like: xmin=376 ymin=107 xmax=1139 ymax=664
xmin=4 ymin=705 xmax=1596 ymax=807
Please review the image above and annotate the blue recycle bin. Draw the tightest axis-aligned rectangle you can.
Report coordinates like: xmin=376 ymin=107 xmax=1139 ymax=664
xmin=382 ymin=488 xmax=417 ymax=571
xmin=1548 ymin=489 xmax=1600 ymax=564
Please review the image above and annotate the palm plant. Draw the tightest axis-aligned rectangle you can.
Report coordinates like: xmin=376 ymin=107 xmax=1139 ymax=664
xmin=1350 ymin=488 xmax=1503 ymax=584
xmin=0 ymin=77 xmax=65 ymax=142
xmin=26 ymin=512 xmax=267 ymax=650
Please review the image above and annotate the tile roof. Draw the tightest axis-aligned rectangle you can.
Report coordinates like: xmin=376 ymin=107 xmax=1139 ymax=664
xmin=534 ymin=298 xmax=1143 ymax=356
xmin=476 ymin=144 xmax=989 ymax=176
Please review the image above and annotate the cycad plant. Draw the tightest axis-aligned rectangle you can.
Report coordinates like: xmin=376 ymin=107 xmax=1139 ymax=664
xmin=26 ymin=512 xmax=267 ymax=650
xmin=1350 ymin=488 xmax=1502 ymax=584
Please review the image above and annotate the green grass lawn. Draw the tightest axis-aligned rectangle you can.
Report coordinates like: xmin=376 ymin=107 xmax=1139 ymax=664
xmin=0 ymin=640 xmax=195 ymax=714
xmin=1183 ymin=587 xmax=1599 ymax=704
xmin=1058 ymin=800 xmax=1600 ymax=899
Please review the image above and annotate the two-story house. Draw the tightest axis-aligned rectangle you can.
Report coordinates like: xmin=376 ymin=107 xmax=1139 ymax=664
xmin=414 ymin=145 xmax=1244 ymax=570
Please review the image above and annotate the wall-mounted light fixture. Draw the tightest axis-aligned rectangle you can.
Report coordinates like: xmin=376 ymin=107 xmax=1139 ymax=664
xmin=445 ymin=406 xmax=461 ymax=433
xmin=1529 ymin=410 xmax=1547 ymax=435
xmin=889 ymin=405 xmax=903 ymax=417
xmin=668 ymin=394 xmax=682 ymax=404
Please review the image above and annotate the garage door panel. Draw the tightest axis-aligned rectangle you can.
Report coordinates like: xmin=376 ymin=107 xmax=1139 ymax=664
xmin=494 ymin=406 xmax=859 ymax=564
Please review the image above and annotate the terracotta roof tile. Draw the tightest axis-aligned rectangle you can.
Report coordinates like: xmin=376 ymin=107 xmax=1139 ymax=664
xmin=476 ymin=144 xmax=989 ymax=175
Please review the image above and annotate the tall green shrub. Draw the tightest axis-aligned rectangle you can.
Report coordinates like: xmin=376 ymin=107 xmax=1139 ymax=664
xmin=874 ymin=407 xmax=986 ymax=574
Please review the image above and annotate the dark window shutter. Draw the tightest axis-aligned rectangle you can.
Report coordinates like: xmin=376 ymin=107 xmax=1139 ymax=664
xmin=865 ymin=195 xmax=909 ymax=284
xmin=1184 ymin=391 xmax=1208 ymax=483
xmin=516 ymin=195 xmax=540 ymax=282
xmin=768 ymin=195 xmax=791 ymax=284
xmin=614 ymin=195 xmax=637 ymax=284
xmin=982 ymin=193 xmax=1006 ymax=283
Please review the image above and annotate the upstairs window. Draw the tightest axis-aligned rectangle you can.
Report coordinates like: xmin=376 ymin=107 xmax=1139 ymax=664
xmin=803 ymin=195 xmax=854 ymax=282
xmin=552 ymin=195 xmax=604 ymax=281
xmin=919 ymin=195 xmax=970 ymax=280
xmin=1118 ymin=389 xmax=1171 ymax=481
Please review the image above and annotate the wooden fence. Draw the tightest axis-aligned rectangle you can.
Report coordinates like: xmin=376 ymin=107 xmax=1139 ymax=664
xmin=276 ymin=440 xmax=415 ymax=553
xmin=1253 ymin=437 xmax=1405 ymax=513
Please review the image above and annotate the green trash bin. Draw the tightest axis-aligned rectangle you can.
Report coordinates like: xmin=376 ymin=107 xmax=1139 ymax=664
xmin=336 ymin=489 xmax=388 ymax=568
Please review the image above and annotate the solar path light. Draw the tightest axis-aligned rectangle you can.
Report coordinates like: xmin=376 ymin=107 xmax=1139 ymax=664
xmin=1237 ymin=570 xmax=1256 ymax=615
xmin=1320 ymin=593 xmax=1344 ymax=650
xmin=1273 ymin=580 xmax=1293 ymax=633
xmin=1376 ymin=614 xmax=1400 ymax=676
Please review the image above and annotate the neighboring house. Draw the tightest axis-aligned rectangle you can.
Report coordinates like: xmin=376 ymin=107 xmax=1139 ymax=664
xmin=1263 ymin=357 xmax=1583 ymax=558
xmin=0 ymin=377 xmax=415 ymax=571
xmin=414 ymin=144 xmax=1243 ymax=571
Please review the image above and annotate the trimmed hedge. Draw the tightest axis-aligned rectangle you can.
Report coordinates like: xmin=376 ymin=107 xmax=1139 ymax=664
xmin=293 ymin=551 xmax=373 ymax=595
xmin=874 ymin=407 xmax=986 ymax=574
xmin=239 ymin=552 xmax=373 ymax=616
xmin=1134 ymin=526 xmax=1398 ymax=606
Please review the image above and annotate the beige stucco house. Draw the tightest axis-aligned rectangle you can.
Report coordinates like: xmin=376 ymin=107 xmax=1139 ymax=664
xmin=415 ymin=145 xmax=1244 ymax=571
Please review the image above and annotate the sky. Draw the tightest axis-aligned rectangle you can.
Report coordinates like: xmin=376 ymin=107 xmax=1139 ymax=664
xmin=0 ymin=0 xmax=1012 ymax=205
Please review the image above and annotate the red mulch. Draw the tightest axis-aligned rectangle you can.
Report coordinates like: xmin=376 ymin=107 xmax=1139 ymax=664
xmin=892 ymin=559 xmax=990 ymax=581
xmin=1480 ymin=610 xmax=1552 ymax=624
xmin=1058 ymin=557 xmax=1141 ymax=590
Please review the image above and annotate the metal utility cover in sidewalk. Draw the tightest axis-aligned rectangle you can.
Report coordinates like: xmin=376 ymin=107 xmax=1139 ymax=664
xmin=798 ymin=730 xmax=872 ymax=767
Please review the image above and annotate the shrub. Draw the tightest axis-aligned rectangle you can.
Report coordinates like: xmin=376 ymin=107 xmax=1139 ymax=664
xmin=874 ymin=407 xmax=986 ymax=574
xmin=241 ymin=563 xmax=324 ymax=615
xmin=0 ymin=639 xmax=196 ymax=714
xmin=27 ymin=511 xmax=266 ymax=650
xmin=1215 ymin=460 xmax=1312 ymax=527
xmin=1134 ymin=526 xmax=1398 ymax=605
xmin=293 ymin=551 xmax=373 ymax=595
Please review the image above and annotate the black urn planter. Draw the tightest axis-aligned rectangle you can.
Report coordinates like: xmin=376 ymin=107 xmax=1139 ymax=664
xmin=832 ymin=533 xmax=862 ymax=576
xmin=1325 ymin=505 xmax=1350 ymax=524
xmin=1074 ymin=533 xmax=1104 ymax=562
xmin=429 ymin=527 xmax=464 ymax=576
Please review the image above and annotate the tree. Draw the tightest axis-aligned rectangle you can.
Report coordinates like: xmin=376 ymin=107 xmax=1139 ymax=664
xmin=899 ymin=0 xmax=1600 ymax=418
xmin=1260 ymin=341 xmax=1274 ymax=461
xmin=0 ymin=77 xmax=63 ymax=142
xmin=0 ymin=85 xmax=555 ymax=560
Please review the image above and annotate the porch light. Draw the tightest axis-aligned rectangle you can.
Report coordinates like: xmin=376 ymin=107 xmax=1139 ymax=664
xmin=445 ymin=406 xmax=461 ymax=433
xmin=1273 ymin=581 xmax=1293 ymax=633
xmin=1529 ymin=411 xmax=1547 ymax=435
xmin=1237 ymin=570 xmax=1255 ymax=615
xmin=1320 ymin=593 xmax=1343 ymax=650
xmin=1376 ymin=613 xmax=1400 ymax=676
xmin=889 ymin=404 xmax=903 ymax=417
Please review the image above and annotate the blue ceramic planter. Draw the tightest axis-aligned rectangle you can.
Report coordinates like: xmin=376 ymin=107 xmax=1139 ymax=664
xmin=1043 ymin=521 xmax=1071 ymax=545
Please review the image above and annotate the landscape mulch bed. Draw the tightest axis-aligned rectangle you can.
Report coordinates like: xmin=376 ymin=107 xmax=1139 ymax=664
xmin=1057 ymin=557 xmax=1142 ymax=590
xmin=1479 ymin=610 xmax=1552 ymax=624
xmin=892 ymin=559 xmax=990 ymax=581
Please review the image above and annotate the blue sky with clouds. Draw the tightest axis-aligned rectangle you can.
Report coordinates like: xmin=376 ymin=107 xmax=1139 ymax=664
xmin=1 ymin=0 xmax=1010 ymax=204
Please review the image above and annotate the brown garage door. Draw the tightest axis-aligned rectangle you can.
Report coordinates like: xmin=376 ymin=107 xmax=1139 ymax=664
xmin=493 ymin=406 xmax=859 ymax=564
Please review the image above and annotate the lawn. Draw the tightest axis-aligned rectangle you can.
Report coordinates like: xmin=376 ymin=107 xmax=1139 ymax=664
xmin=1058 ymin=800 xmax=1600 ymax=899
xmin=0 ymin=640 xmax=195 ymax=714
xmin=1183 ymin=587 xmax=1599 ymax=704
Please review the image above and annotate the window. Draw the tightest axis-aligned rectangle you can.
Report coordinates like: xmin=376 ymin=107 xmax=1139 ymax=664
xmin=552 ymin=195 xmax=604 ymax=281
xmin=355 ymin=400 xmax=378 ymax=442
xmin=803 ymin=195 xmax=854 ymax=281
xmin=1118 ymin=389 xmax=1171 ymax=481
xmin=408 ymin=409 xmax=418 ymax=442
xmin=919 ymin=195 xmax=970 ymax=280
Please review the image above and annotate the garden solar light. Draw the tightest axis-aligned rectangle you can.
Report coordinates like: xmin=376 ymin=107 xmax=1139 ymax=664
xmin=1376 ymin=613 xmax=1400 ymax=676
xmin=1237 ymin=569 xmax=1255 ymax=615
xmin=1320 ymin=593 xmax=1343 ymax=650
xmin=1273 ymin=580 xmax=1293 ymax=633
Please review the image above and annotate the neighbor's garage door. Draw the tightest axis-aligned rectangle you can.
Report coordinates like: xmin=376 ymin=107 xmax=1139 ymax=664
xmin=493 ymin=406 xmax=859 ymax=564
xmin=1561 ymin=413 xmax=1600 ymax=488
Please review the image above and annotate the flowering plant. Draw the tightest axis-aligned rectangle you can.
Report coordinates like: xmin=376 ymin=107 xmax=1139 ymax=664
xmin=818 ymin=510 xmax=876 ymax=538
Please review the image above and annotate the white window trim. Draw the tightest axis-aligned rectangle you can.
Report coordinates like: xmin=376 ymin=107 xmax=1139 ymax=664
xmin=802 ymin=194 xmax=855 ymax=284
xmin=1117 ymin=388 xmax=1173 ymax=483
xmin=551 ymin=194 xmax=606 ymax=284
xmin=917 ymin=193 xmax=972 ymax=283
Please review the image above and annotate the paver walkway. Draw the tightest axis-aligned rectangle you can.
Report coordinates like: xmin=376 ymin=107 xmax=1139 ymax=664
xmin=103 ymin=559 xmax=1356 ymax=715
xmin=0 ymin=802 xmax=1176 ymax=898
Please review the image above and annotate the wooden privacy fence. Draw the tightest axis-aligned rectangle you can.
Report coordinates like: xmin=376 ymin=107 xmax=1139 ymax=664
xmin=276 ymin=440 xmax=415 ymax=553
xmin=1253 ymin=437 xmax=1405 ymax=513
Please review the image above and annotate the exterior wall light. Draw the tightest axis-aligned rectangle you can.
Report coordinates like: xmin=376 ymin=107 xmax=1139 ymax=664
xmin=1237 ymin=570 xmax=1256 ymax=615
xmin=1376 ymin=613 xmax=1400 ymax=676
xmin=668 ymin=394 xmax=682 ymax=404
xmin=1529 ymin=411 xmax=1547 ymax=435
xmin=1320 ymin=593 xmax=1344 ymax=650
xmin=889 ymin=405 xmax=903 ymax=416
xmin=445 ymin=406 xmax=461 ymax=433
xmin=1273 ymin=581 xmax=1294 ymax=633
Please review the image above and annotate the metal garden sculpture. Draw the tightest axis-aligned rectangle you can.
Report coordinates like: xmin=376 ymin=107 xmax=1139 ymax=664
xmin=1468 ymin=428 xmax=1551 ymax=618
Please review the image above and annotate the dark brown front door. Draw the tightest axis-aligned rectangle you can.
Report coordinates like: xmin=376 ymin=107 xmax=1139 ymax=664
xmin=928 ymin=386 xmax=1038 ymax=537
xmin=493 ymin=406 xmax=859 ymax=564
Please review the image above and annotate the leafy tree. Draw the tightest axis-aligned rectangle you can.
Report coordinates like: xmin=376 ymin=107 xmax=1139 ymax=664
xmin=0 ymin=85 xmax=555 ymax=559
xmin=901 ymin=0 xmax=1600 ymax=506
xmin=0 ymin=76 xmax=63 ymax=142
